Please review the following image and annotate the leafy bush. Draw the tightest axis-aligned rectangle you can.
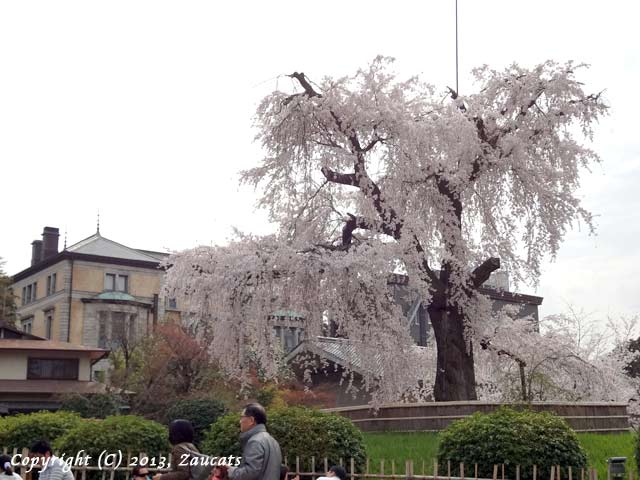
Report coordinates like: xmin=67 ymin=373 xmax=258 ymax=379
xmin=0 ymin=411 xmax=82 ymax=449
xmin=202 ymin=407 xmax=366 ymax=471
xmin=438 ymin=407 xmax=587 ymax=480
xmin=59 ymin=393 xmax=122 ymax=419
xmin=256 ymin=386 xmax=277 ymax=408
xmin=201 ymin=413 xmax=243 ymax=458
xmin=165 ymin=398 xmax=227 ymax=444
xmin=55 ymin=415 xmax=169 ymax=457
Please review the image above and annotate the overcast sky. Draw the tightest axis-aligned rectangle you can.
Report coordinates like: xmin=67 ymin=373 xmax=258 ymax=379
xmin=2 ymin=0 xmax=638 ymax=320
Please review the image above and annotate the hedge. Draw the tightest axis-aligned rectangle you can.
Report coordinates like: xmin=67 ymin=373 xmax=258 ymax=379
xmin=438 ymin=407 xmax=587 ymax=480
xmin=55 ymin=415 xmax=169 ymax=458
xmin=165 ymin=398 xmax=227 ymax=444
xmin=202 ymin=407 xmax=367 ymax=471
xmin=0 ymin=411 xmax=83 ymax=449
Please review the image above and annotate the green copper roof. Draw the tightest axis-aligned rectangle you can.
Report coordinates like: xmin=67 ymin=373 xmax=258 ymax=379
xmin=97 ymin=291 xmax=136 ymax=301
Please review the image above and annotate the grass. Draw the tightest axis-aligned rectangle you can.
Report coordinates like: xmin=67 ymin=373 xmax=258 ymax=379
xmin=579 ymin=433 xmax=636 ymax=479
xmin=362 ymin=432 xmax=637 ymax=479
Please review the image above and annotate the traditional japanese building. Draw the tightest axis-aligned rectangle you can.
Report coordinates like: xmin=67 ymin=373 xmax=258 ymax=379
xmin=285 ymin=273 xmax=543 ymax=407
xmin=0 ymin=321 xmax=108 ymax=413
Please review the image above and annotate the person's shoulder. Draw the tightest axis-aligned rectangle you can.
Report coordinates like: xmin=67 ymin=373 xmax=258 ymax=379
xmin=2 ymin=474 xmax=22 ymax=480
xmin=173 ymin=442 xmax=199 ymax=454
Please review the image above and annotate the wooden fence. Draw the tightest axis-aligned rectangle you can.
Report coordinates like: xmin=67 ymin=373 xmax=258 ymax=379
xmin=323 ymin=402 xmax=631 ymax=433
xmin=1 ymin=448 xmax=629 ymax=480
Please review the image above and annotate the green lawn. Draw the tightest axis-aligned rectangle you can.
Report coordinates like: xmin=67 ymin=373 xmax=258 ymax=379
xmin=362 ymin=432 xmax=637 ymax=479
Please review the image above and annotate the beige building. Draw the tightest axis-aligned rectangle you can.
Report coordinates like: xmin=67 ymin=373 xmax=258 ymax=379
xmin=11 ymin=227 xmax=179 ymax=378
xmin=0 ymin=321 xmax=108 ymax=413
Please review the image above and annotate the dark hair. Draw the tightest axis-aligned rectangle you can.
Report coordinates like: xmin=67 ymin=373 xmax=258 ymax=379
xmin=243 ymin=403 xmax=267 ymax=425
xmin=168 ymin=419 xmax=195 ymax=445
xmin=0 ymin=455 xmax=13 ymax=475
xmin=132 ymin=466 xmax=150 ymax=478
xmin=329 ymin=466 xmax=347 ymax=480
xmin=30 ymin=440 xmax=52 ymax=455
xmin=279 ymin=465 xmax=289 ymax=480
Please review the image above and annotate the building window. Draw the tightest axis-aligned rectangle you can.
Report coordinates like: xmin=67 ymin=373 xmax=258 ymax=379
xmin=45 ymin=311 xmax=53 ymax=339
xmin=166 ymin=297 xmax=177 ymax=309
xmin=105 ymin=273 xmax=128 ymax=292
xmin=21 ymin=317 xmax=33 ymax=334
xmin=46 ymin=273 xmax=57 ymax=296
xmin=22 ymin=282 xmax=38 ymax=305
xmin=273 ymin=326 xmax=304 ymax=353
xmin=98 ymin=311 xmax=138 ymax=348
xmin=27 ymin=358 xmax=79 ymax=380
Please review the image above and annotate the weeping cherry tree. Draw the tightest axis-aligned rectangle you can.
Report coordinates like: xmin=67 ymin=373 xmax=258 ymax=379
xmin=165 ymin=57 xmax=606 ymax=401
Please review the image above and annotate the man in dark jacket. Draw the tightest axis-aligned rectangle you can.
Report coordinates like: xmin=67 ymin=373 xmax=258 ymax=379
xmin=228 ymin=403 xmax=282 ymax=480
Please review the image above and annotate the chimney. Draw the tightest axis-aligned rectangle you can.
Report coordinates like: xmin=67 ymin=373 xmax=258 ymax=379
xmin=41 ymin=227 xmax=60 ymax=260
xmin=31 ymin=240 xmax=43 ymax=266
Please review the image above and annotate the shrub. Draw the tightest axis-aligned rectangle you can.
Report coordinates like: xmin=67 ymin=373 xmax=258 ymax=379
xmin=202 ymin=407 xmax=366 ymax=471
xmin=256 ymin=386 xmax=277 ymax=408
xmin=438 ymin=407 xmax=587 ymax=480
xmin=0 ymin=411 xmax=83 ymax=449
xmin=59 ymin=393 xmax=122 ymax=419
xmin=165 ymin=398 xmax=227 ymax=444
xmin=55 ymin=415 xmax=169 ymax=458
xmin=201 ymin=413 xmax=242 ymax=458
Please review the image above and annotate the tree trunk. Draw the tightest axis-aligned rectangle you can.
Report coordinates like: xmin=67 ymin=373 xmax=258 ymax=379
xmin=519 ymin=362 xmax=528 ymax=401
xmin=429 ymin=307 xmax=478 ymax=401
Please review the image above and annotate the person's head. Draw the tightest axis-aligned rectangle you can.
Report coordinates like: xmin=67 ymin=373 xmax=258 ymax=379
xmin=239 ymin=403 xmax=266 ymax=433
xmin=132 ymin=466 xmax=151 ymax=480
xmin=279 ymin=466 xmax=289 ymax=480
xmin=327 ymin=466 xmax=347 ymax=480
xmin=30 ymin=440 xmax=53 ymax=461
xmin=0 ymin=455 xmax=14 ymax=476
xmin=211 ymin=466 xmax=228 ymax=480
xmin=168 ymin=419 xmax=195 ymax=446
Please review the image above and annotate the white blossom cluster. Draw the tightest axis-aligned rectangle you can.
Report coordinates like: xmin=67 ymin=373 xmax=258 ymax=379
xmin=165 ymin=57 xmax=608 ymax=402
xmin=476 ymin=307 xmax=640 ymax=419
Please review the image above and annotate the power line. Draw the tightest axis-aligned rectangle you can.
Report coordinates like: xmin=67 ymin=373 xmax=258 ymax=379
xmin=455 ymin=0 xmax=459 ymax=94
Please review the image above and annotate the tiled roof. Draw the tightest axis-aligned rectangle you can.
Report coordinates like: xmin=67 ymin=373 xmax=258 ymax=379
xmin=0 ymin=339 xmax=109 ymax=361
xmin=0 ymin=321 xmax=46 ymax=340
xmin=286 ymin=336 xmax=430 ymax=377
xmin=0 ymin=380 xmax=108 ymax=394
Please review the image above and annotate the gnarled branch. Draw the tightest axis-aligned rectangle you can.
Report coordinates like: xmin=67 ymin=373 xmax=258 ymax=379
xmin=471 ymin=257 xmax=501 ymax=288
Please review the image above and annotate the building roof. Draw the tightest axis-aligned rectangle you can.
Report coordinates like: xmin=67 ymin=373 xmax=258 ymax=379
xmin=286 ymin=336 xmax=430 ymax=378
xmin=0 ymin=380 xmax=109 ymax=394
xmin=0 ymin=321 xmax=46 ymax=340
xmin=67 ymin=232 xmax=162 ymax=263
xmin=388 ymin=273 xmax=543 ymax=306
xmin=0 ymin=339 xmax=109 ymax=361
xmin=13 ymin=231 xmax=166 ymax=281
xmin=134 ymin=249 xmax=170 ymax=261
xmin=478 ymin=287 xmax=543 ymax=306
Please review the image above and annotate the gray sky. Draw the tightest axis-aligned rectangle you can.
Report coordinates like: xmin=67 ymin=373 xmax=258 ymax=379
xmin=2 ymin=0 xmax=638 ymax=320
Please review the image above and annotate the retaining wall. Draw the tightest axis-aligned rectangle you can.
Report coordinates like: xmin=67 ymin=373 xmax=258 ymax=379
xmin=323 ymin=401 xmax=630 ymax=433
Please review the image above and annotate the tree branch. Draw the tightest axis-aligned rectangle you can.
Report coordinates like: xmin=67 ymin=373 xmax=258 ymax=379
xmin=288 ymin=72 xmax=322 ymax=98
xmin=470 ymin=257 xmax=501 ymax=288
xmin=341 ymin=213 xmax=398 ymax=245
xmin=321 ymin=166 xmax=358 ymax=187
